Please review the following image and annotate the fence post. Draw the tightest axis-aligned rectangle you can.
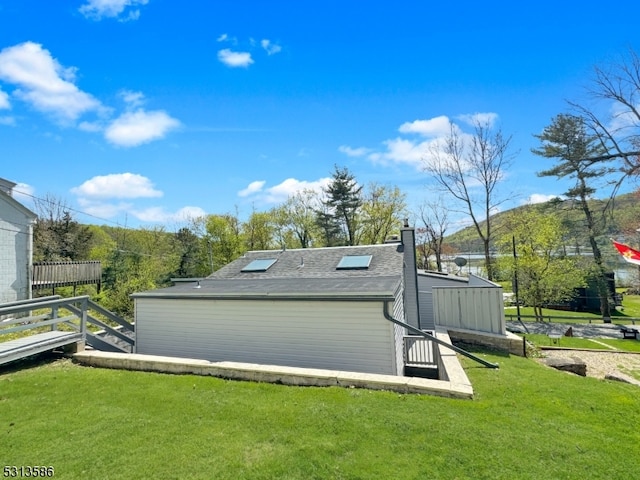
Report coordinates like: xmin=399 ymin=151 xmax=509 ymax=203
xmin=80 ymin=297 xmax=88 ymax=340
xmin=51 ymin=304 xmax=58 ymax=331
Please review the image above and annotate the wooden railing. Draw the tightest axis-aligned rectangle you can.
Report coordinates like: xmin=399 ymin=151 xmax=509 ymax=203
xmin=32 ymin=261 xmax=102 ymax=291
xmin=0 ymin=296 xmax=134 ymax=360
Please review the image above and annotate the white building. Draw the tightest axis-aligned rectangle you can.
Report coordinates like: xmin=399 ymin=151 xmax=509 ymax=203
xmin=0 ymin=178 xmax=36 ymax=304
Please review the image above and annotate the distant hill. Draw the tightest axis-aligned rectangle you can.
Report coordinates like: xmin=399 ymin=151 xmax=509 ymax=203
xmin=443 ymin=192 xmax=640 ymax=267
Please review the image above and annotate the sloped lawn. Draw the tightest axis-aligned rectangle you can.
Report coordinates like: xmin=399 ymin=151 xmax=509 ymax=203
xmin=1 ymin=353 xmax=639 ymax=479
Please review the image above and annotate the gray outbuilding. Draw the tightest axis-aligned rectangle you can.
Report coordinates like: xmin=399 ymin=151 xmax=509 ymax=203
xmin=132 ymin=229 xmax=424 ymax=376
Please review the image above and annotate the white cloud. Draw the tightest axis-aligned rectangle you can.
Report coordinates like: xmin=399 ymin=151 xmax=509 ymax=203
xmin=120 ymin=89 xmax=145 ymax=108
xmin=0 ymin=89 xmax=10 ymax=109
xmin=607 ymin=102 xmax=640 ymax=134
xmin=457 ymin=112 xmax=498 ymax=127
xmin=238 ymin=180 xmax=266 ymax=197
xmin=79 ymin=0 xmax=149 ymax=21
xmin=261 ymin=39 xmax=282 ymax=55
xmin=217 ymin=33 xmax=229 ymax=42
xmin=75 ymin=197 xmax=133 ymax=219
xmin=239 ymin=177 xmax=331 ymax=204
xmin=264 ymin=178 xmax=331 ymax=203
xmin=369 ymin=137 xmax=440 ymax=168
xmin=78 ymin=121 xmax=103 ymax=132
xmin=217 ymin=49 xmax=254 ymax=68
xmin=524 ymin=194 xmax=564 ymax=205
xmin=364 ymin=113 xmax=502 ymax=171
xmin=76 ymin=195 xmax=205 ymax=224
xmin=0 ymin=116 xmax=15 ymax=126
xmin=104 ymin=109 xmax=180 ymax=147
xmin=338 ymin=145 xmax=371 ymax=157
xmin=398 ymin=116 xmax=451 ymax=137
xmin=71 ymin=173 xmax=163 ymax=199
xmin=131 ymin=205 xmax=207 ymax=223
xmin=0 ymin=42 xmax=102 ymax=122
xmin=12 ymin=182 xmax=35 ymax=206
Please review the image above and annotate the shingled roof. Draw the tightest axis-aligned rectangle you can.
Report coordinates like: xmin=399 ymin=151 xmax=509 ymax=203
xmin=133 ymin=243 xmax=405 ymax=300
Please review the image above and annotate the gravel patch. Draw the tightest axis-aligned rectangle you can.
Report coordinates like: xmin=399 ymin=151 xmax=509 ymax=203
xmin=506 ymin=321 xmax=640 ymax=385
xmin=539 ymin=349 xmax=640 ymax=384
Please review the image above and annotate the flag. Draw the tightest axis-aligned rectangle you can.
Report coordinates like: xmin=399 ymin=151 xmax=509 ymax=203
xmin=612 ymin=240 xmax=640 ymax=266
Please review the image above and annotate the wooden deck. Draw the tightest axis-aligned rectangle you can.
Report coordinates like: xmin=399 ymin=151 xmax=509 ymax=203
xmin=0 ymin=331 xmax=83 ymax=366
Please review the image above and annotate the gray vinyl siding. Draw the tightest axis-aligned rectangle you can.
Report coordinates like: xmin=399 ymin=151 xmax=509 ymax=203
xmin=401 ymin=229 xmax=420 ymax=330
xmin=432 ymin=286 xmax=506 ymax=334
xmin=418 ymin=289 xmax=434 ymax=331
xmin=392 ymin=283 xmax=406 ymax=376
xmin=135 ymin=298 xmax=398 ymax=375
xmin=417 ymin=273 xmax=468 ymax=331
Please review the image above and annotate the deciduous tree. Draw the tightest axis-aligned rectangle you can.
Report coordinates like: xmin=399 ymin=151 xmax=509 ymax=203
xmin=416 ymin=199 xmax=450 ymax=272
xmin=359 ymin=183 xmax=406 ymax=245
xmin=497 ymin=210 xmax=586 ymax=321
xmin=424 ymin=118 xmax=515 ymax=280
xmin=33 ymin=194 xmax=93 ymax=261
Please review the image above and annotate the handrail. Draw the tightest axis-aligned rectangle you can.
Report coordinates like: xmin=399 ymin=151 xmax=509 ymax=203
xmin=0 ymin=295 xmax=91 ymax=316
xmin=65 ymin=304 xmax=134 ymax=346
xmin=0 ymin=295 xmax=61 ymax=309
xmin=87 ymin=299 xmax=134 ymax=331
xmin=1 ymin=296 xmax=134 ymax=353
xmin=383 ymin=301 xmax=499 ymax=369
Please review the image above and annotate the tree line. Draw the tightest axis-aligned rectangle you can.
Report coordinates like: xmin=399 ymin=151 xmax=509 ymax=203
xmin=31 ymin=49 xmax=640 ymax=321
xmin=31 ymin=166 xmax=408 ymax=318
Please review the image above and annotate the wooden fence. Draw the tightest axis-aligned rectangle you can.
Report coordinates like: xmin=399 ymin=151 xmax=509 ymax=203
xmin=32 ymin=261 xmax=102 ymax=291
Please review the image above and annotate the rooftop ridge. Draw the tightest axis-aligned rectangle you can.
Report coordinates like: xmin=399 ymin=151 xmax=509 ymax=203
xmin=244 ymin=243 xmax=401 ymax=255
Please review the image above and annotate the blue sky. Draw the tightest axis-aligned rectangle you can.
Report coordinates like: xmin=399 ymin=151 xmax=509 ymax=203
xmin=1 ymin=0 xmax=639 ymax=230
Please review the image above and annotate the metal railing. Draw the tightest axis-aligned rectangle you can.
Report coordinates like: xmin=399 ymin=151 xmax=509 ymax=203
xmin=403 ymin=335 xmax=437 ymax=366
xmin=383 ymin=301 xmax=499 ymax=369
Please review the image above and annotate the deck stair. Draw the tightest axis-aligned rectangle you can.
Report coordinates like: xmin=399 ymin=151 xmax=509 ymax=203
xmin=1 ymin=295 xmax=134 ymax=366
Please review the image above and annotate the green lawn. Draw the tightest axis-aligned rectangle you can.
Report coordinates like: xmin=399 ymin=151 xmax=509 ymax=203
xmin=505 ymin=292 xmax=640 ymax=324
xmin=2 ymin=354 xmax=639 ymax=479
xmin=520 ymin=333 xmax=640 ymax=353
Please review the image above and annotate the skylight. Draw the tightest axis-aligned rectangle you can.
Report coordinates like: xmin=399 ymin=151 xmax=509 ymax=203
xmin=336 ymin=255 xmax=372 ymax=270
xmin=241 ymin=258 xmax=278 ymax=272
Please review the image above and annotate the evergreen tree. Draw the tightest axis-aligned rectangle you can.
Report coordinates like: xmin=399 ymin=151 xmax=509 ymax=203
xmin=320 ymin=166 xmax=363 ymax=246
xmin=533 ymin=113 xmax=615 ymax=320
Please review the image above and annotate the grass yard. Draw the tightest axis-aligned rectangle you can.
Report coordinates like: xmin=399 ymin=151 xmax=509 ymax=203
xmin=505 ymin=294 xmax=640 ymax=324
xmin=519 ymin=333 xmax=640 ymax=352
xmin=2 ymin=353 xmax=639 ymax=479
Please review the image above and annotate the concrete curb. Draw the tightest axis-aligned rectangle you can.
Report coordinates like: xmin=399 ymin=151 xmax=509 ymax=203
xmin=73 ymin=350 xmax=474 ymax=399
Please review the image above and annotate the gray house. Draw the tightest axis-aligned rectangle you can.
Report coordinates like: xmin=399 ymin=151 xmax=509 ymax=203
xmin=133 ymin=228 xmax=423 ymax=376
xmin=0 ymin=178 xmax=36 ymax=304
